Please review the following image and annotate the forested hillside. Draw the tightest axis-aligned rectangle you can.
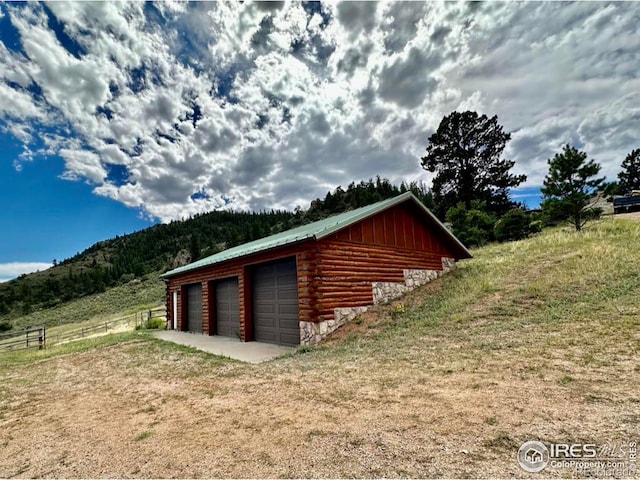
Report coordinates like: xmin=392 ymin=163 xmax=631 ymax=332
xmin=0 ymin=178 xmax=432 ymax=326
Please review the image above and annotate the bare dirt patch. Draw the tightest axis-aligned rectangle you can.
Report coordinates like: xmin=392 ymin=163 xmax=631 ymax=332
xmin=614 ymin=211 xmax=640 ymax=222
xmin=1 ymin=320 xmax=637 ymax=479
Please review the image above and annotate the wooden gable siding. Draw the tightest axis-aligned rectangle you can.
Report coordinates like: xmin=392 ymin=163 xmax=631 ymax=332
xmin=165 ymin=242 xmax=316 ymax=340
xmin=328 ymin=202 xmax=452 ymax=256
xmin=312 ymin=239 xmax=448 ymax=321
xmin=312 ymin=203 xmax=454 ymax=322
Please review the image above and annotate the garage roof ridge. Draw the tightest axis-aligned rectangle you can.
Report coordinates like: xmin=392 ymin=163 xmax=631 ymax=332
xmin=162 ymin=191 xmax=470 ymax=278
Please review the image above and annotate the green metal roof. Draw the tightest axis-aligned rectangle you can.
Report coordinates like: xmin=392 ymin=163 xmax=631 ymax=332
xmin=162 ymin=192 xmax=472 ymax=278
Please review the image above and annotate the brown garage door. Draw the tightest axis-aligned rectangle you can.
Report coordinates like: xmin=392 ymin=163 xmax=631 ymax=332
xmin=186 ymin=283 xmax=202 ymax=333
xmin=252 ymin=258 xmax=299 ymax=346
xmin=215 ymin=277 xmax=240 ymax=337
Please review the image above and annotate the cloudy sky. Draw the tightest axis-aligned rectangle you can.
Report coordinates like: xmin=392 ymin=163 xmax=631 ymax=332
xmin=0 ymin=1 xmax=638 ymax=280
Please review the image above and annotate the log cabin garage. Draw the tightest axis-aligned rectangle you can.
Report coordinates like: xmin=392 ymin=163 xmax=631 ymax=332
xmin=162 ymin=192 xmax=472 ymax=346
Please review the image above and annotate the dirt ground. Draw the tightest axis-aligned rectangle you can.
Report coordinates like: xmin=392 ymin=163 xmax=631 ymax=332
xmin=0 ymin=324 xmax=638 ymax=478
xmin=615 ymin=211 xmax=640 ymax=222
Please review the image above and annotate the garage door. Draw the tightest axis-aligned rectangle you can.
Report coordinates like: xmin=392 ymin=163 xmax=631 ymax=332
xmin=185 ymin=283 xmax=202 ymax=333
xmin=215 ymin=277 xmax=240 ymax=337
xmin=252 ymin=258 xmax=299 ymax=346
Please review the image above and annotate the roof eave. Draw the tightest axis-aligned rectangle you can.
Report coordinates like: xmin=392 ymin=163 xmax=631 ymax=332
xmin=161 ymin=236 xmax=315 ymax=279
xmin=315 ymin=192 xmax=473 ymax=260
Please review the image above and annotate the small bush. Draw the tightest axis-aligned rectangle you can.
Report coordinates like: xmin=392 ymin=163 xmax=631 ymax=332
xmin=296 ymin=344 xmax=314 ymax=354
xmin=133 ymin=430 xmax=154 ymax=442
xmin=494 ymin=209 xmax=535 ymax=242
xmin=136 ymin=317 xmax=166 ymax=330
xmin=391 ymin=303 xmax=406 ymax=320
xmin=446 ymin=203 xmax=495 ymax=247
xmin=119 ymin=273 xmax=135 ymax=284
xmin=559 ymin=375 xmax=574 ymax=386
xmin=0 ymin=320 xmax=12 ymax=332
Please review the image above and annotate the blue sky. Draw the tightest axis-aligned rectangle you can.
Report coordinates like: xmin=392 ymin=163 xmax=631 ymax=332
xmin=0 ymin=135 xmax=149 ymax=264
xmin=0 ymin=2 xmax=638 ymax=281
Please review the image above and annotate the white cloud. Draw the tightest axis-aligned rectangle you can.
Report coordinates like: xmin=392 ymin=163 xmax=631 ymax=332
xmin=0 ymin=1 xmax=638 ymax=222
xmin=0 ymin=262 xmax=52 ymax=282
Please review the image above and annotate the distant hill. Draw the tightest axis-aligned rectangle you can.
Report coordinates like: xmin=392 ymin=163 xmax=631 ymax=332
xmin=0 ymin=178 xmax=433 ymax=330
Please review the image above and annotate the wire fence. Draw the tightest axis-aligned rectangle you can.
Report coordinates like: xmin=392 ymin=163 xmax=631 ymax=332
xmin=0 ymin=306 xmax=166 ymax=353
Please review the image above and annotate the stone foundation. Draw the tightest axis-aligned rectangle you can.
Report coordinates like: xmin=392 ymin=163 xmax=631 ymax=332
xmin=373 ymin=257 xmax=456 ymax=305
xmin=299 ymin=306 xmax=369 ymax=345
xmin=299 ymin=257 xmax=457 ymax=345
xmin=372 ymin=281 xmax=410 ymax=305
xmin=442 ymin=257 xmax=456 ymax=273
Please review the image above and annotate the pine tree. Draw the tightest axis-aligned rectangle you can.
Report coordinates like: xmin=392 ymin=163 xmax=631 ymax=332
xmin=421 ymin=111 xmax=526 ymax=217
xmin=541 ymin=145 xmax=604 ymax=231
xmin=618 ymin=148 xmax=640 ymax=193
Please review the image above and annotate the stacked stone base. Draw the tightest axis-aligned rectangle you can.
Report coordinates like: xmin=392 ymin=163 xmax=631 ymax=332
xmin=300 ymin=306 xmax=369 ymax=345
xmin=299 ymin=257 xmax=456 ymax=345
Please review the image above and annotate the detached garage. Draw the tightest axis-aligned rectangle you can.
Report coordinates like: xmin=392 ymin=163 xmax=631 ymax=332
xmin=162 ymin=192 xmax=472 ymax=346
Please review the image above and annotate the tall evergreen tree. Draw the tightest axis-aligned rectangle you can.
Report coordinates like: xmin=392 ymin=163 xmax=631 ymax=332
xmin=421 ymin=111 xmax=526 ymax=217
xmin=541 ymin=144 xmax=604 ymax=231
xmin=618 ymin=148 xmax=640 ymax=193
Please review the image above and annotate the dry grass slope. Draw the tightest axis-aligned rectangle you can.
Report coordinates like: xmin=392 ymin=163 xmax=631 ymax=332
xmin=8 ymin=273 xmax=165 ymax=331
xmin=0 ymin=217 xmax=638 ymax=478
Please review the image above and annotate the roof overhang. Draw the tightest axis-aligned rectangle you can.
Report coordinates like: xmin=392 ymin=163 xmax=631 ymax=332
xmin=162 ymin=192 xmax=472 ymax=278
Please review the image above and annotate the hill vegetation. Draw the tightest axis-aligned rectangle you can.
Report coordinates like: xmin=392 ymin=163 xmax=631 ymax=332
xmin=0 ymin=178 xmax=432 ymax=330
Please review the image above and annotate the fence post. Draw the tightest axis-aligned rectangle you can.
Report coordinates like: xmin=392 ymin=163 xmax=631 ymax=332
xmin=105 ymin=321 xmax=108 ymax=333
xmin=38 ymin=327 xmax=44 ymax=350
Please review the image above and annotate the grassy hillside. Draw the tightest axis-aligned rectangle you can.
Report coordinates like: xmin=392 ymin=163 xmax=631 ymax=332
xmin=0 ymin=218 xmax=638 ymax=477
xmin=7 ymin=273 xmax=165 ymax=331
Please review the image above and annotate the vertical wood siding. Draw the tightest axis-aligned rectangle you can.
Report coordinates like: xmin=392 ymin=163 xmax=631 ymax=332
xmin=329 ymin=202 xmax=452 ymax=255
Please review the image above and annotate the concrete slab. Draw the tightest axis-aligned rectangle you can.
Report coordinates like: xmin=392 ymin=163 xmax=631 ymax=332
xmin=151 ymin=331 xmax=294 ymax=363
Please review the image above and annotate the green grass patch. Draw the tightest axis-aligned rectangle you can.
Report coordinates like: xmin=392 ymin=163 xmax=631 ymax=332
xmin=0 ymin=332 xmax=144 ymax=367
xmin=133 ymin=430 xmax=154 ymax=442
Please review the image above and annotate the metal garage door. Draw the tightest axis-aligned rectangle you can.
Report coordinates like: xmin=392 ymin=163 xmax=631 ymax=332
xmin=252 ymin=258 xmax=299 ymax=346
xmin=185 ymin=283 xmax=202 ymax=333
xmin=215 ymin=277 xmax=240 ymax=337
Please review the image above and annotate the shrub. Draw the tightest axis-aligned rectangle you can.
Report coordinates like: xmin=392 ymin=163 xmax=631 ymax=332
xmin=296 ymin=344 xmax=314 ymax=354
xmin=494 ymin=209 xmax=535 ymax=242
xmin=136 ymin=317 xmax=166 ymax=330
xmin=0 ymin=320 xmax=12 ymax=332
xmin=119 ymin=273 xmax=136 ymax=284
xmin=446 ymin=202 xmax=495 ymax=247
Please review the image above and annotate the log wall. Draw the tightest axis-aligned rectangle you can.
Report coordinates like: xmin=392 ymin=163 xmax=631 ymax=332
xmin=312 ymin=239 xmax=450 ymax=321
